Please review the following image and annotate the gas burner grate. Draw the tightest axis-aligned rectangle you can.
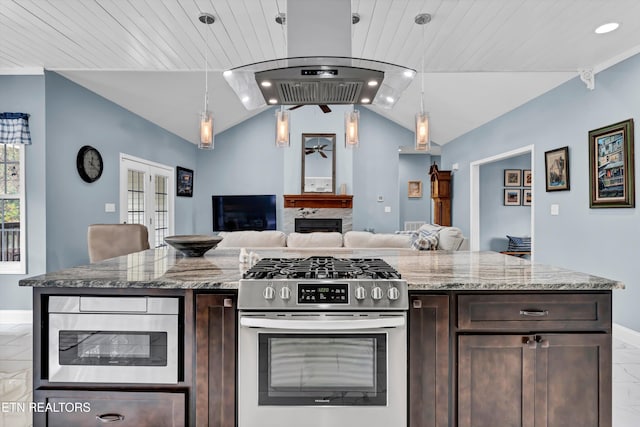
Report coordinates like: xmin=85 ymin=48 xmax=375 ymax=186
xmin=242 ymin=256 xmax=401 ymax=280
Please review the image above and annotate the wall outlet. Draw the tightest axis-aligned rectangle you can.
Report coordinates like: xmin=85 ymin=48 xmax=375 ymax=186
xmin=105 ymin=203 xmax=116 ymax=213
xmin=550 ymin=204 xmax=559 ymax=216
xmin=384 ymin=206 xmax=391 ymax=213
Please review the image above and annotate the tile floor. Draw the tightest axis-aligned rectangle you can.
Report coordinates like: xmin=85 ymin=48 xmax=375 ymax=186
xmin=0 ymin=323 xmax=639 ymax=427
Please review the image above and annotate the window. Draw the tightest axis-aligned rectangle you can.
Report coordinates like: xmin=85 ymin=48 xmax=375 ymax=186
xmin=0 ymin=144 xmax=25 ymax=274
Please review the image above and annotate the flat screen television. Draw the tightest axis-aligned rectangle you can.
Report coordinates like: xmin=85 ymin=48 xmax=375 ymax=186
xmin=212 ymin=195 xmax=277 ymax=231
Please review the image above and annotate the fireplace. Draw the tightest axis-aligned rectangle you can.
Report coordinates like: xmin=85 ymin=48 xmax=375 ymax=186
xmin=295 ymin=218 xmax=342 ymax=233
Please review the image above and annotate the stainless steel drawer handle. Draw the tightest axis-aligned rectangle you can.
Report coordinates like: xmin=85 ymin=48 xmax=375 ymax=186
xmin=519 ymin=309 xmax=549 ymax=317
xmin=96 ymin=413 xmax=125 ymax=423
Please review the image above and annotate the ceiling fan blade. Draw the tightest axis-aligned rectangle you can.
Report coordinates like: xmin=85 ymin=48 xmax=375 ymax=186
xmin=319 ymin=105 xmax=331 ymax=113
xmin=288 ymin=105 xmax=304 ymax=111
xmin=319 ymin=151 xmax=327 ymax=159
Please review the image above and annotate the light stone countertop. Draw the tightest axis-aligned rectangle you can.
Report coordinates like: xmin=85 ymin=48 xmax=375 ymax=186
xmin=19 ymin=248 xmax=624 ymax=291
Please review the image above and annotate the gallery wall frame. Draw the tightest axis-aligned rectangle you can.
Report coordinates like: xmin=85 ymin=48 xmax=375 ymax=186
xmin=588 ymin=119 xmax=635 ymax=208
xmin=544 ymin=146 xmax=570 ymax=192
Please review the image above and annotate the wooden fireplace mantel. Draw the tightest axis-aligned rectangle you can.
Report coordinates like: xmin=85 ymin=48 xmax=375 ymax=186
xmin=284 ymin=194 xmax=353 ymax=209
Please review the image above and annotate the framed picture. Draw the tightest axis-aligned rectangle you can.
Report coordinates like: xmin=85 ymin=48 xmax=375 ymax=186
xmin=504 ymin=189 xmax=521 ymax=206
xmin=589 ymin=119 xmax=635 ymax=208
xmin=408 ymin=180 xmax=422 ymax=198
xmin=545 ymin=146 xmax=570 ymax=191
xmin=523 ymin=170 xmax=532 ymax=187
xmin=176 ymin=166 xmax=194 ymax=197
xmin=522 ymin=189 xmax=532 ymax=206
xmin=504 ymin=169 xmax=521 ymax=187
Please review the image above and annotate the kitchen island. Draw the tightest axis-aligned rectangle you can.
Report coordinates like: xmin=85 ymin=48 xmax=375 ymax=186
xmin=20 ymin=248 xmax=622 ymax=427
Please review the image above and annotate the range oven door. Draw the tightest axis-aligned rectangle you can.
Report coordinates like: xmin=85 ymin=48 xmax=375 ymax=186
xmin=238 ymin=313 xmax=406 ymax=427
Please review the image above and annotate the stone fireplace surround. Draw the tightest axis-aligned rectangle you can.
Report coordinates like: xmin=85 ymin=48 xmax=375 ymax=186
xmin=283 ymin=195 xmax=353 ymax=234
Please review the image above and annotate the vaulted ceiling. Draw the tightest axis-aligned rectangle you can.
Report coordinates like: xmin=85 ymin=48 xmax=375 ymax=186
xmin=2 ymin=0 xmax=640 ymax=146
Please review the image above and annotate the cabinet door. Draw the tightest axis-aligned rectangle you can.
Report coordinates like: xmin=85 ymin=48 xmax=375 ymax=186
xmin=195 ymin=294 xmax=236 ymax=427
xmin=534 ymin=334 xmax=611 ymax=427
xmin=409 ymin=295 xmax=449 ymax=427
xmin=458 ymin=335 xmax=536 ymax=427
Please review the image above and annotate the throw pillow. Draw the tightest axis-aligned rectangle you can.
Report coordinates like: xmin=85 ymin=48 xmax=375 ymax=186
xmin=411 ymin=226 xmax=441 ymax=250
xmin=506 ymin=235 xmax=531 ymax=251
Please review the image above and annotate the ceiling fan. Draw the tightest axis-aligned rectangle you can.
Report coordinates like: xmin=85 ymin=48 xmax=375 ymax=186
xmin=288 ymin=104 xmax=332 ymax=113
xmin=305 ymin=143 xmax=329 ymax=158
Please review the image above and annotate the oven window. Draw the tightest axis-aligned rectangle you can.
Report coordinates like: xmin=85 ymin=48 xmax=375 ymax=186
xmin=258 ymin=333 xmax=386 ymax=406
xmin=58 ymin=331 xmax=168 ymax=366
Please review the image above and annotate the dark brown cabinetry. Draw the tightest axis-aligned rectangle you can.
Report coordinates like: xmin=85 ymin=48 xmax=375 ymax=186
xmin=36 ymin=390 xmax=185 ymax=427
xmin=430 ymin=170 xmax=451 ymax=226
xmin=456 ymin=293 xmax=612 ymax=427
xmin=195 ymin=293 xmax=236 ymax=427
xmin=409 ymin=295 xmax=450 ymax=427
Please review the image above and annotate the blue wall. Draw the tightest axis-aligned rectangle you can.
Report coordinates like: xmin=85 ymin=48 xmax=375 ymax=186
xmin=0 ymin=75 xmax=46 ymax=310
xmin=194 ymin=105 xmax=418 ymax=234
xmin=45 ymin=72 xmax=196 ymax=272
xmin=442 ymin=53 xmax=640 ymax=330
xmin=399 ymin=153 xmax=432 ymax=227
xmin=479 ymin=154 xmax=531 ymax=251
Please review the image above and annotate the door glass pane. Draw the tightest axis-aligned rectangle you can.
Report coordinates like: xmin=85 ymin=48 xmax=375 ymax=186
xmin=127 ymin=170 xmax=145 ymax=225
xmin=154 ymin=175 xmax=168 ymax=248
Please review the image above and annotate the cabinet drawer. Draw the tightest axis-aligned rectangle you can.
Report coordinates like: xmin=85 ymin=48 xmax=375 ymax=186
xmin=457 ymin=293 xmax=610 ymax=331
xmin=41 ymin=390 xmax=185 ymax=427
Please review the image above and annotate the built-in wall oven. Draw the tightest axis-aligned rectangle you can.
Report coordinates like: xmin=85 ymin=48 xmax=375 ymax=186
xmin=238 ymin=256 xmax=408 ymax=427
xmin=48 ymin=296 xmax=179 ymax=384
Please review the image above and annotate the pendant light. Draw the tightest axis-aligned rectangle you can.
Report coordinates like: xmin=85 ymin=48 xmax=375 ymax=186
xmin=275 ymin=106 xmax=290 ymax=147
xmin=198 ymin=13 xmax=215 ymax=150
xmin=274 ymin=10 xmax=290 ymax=147
xmin=415 ymin=13 xmax=431 ymax=152
xmin=345 ymin=108 xmax=360 ymax=148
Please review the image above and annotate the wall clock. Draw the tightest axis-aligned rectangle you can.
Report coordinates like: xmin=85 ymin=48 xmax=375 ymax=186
xmin=76 ymin=145 xmax=103 ymax=183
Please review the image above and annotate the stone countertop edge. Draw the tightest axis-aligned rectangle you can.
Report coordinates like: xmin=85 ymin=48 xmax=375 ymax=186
xmin=18 ymin=248 xmax=625 ymax=291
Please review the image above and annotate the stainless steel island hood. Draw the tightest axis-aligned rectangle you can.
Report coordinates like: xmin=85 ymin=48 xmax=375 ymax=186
xmin=223 ymin=0 xmax=416 ymax=110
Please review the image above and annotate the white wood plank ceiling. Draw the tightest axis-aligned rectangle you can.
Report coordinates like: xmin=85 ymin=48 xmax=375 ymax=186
xmin=2 ymin=0 xmax=640 ymax=145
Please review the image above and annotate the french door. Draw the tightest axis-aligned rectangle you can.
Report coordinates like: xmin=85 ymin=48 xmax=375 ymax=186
xmin=119 ymin=154 xmax=174 ymax=248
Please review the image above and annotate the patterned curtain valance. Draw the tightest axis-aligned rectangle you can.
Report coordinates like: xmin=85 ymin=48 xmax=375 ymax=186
xmin=0 ymin=112 xmax=32 ymax=145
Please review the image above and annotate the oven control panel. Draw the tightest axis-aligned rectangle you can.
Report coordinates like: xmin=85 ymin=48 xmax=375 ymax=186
xmin=298 ymin=283 xmax=349 ymax=304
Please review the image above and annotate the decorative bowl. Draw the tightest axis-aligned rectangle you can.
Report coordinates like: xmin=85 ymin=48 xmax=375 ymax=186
xmin=164 ymin=235 xmax=223 ymax=257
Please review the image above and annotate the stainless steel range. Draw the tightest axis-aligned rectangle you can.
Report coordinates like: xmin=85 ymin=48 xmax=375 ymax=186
xmin=238 ymin=256 xmax=408 ymax=427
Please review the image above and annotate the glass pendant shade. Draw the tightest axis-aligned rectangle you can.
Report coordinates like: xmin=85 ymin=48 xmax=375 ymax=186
xmin=199 ymin=111 xmax=214 ymax=150
xmin=415 ymin=111 xmax=430 ymax=151
xmin=345 ymin=109 xmax=360 ymax=148
xmin=275 ymin=108 xmax=290 ymax=147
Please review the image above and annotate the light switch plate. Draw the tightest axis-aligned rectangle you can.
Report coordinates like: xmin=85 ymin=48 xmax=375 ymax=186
xmin=105 ymin=203 xmax=116 ymax=213
xmin=550 ymin=204 xmax=559 ymax=215
xmin=384 ymin=206 xmax=391 ymax=213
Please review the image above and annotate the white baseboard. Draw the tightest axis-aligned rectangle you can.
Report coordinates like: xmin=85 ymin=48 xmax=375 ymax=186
xmin=0 ymin=310 xmax=32 ymax=324
xmin=613 ymin=322 xmax=640 ymax=348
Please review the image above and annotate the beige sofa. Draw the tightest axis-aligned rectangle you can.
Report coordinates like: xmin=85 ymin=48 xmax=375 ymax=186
xmin=216 ymin=226 xmax=468 ymax=251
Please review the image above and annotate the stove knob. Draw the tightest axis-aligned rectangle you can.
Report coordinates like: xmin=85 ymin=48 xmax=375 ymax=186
xmin=263 ymin=286 xmax=276 ymax=301
xmin=388 ymin=287 xmax=400 ymax=301
xmin=355 ymin=286 xmax=367 ymax=300
xmin=371 ymin=286 xmax=383 ymax=300
xmin=280 ymin=286 xmax=291 ymax=300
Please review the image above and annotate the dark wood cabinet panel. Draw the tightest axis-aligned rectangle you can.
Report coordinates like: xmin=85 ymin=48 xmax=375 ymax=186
xmin=458 ymin=293 xmax=611 ymax=331
xmin=535 ymin=334 xmax=611 ymax=427
xmin=36 ymin=390 xmax=185 ymax=427
xmin=195 ymin=294 xmax=236 ymax=427
xmin=409 ymin=295 xmax=449 ymax=427
xmin=458 ymin=335 xmax=536 ymax=427
xmin=458 ymin=333 xmax=611 ymax=427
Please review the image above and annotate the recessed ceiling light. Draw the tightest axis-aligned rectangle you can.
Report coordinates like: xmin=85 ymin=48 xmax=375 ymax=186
xmin=404 ymin=70 xmax=415 ymax=78
xmin=223 ymin=70 xmax=232 ymax=77
xmin=261 ymin=81 xmax=272 ymax=87
xmin=386 ymin=96 xmax=394 ymax=103
xmin=268 ymin=98 xmax=278 ymax=104
xmin=368 ymin=80 xmax=378 ymax=87
xmin=361 ymin=98 xmax=371 ymax=103
xmin=595 ymin=22 xmax=620 ymax=34
xmin=241 ymin=96 xmax=250 ymax=103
